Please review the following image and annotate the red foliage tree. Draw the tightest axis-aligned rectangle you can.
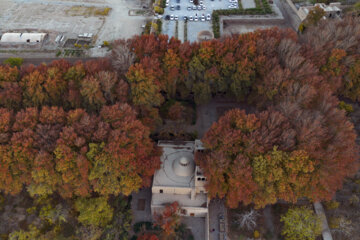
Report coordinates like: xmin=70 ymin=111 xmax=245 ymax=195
xmin=153 ymin=202 xmax=180 ymax=237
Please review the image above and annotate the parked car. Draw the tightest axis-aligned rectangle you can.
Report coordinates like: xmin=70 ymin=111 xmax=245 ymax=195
xmin=165 ymin=15 xmax=170 ymax=20
xmin=166 ymin=2 xmax=169 ymax=6
xmin=206 ymin=13 xmax=211 ymax=20
xmin=171 ymin=5 xmax=175 ymax=10
xmin=183 ymin=16 xmax=188 ymax=20
xmin=170 ymin=14 xmax=174 ymax=20
xmin=176 ymin=0 xmax=180 ymax=3
xmin=176 ymin=5 xmax=181 ymax=10
xmin=197 ymin=5 xmax=202 ymax=10
xmin=192 ymin=5 xmax=197 ymax=10
xmin=187 ymin=6 xmax=192 ymax=10
xmin=200 ymin=0 xmax=204 ymax=5
xmin=174 ymin=15 xmax=179 ymax=20
xmin=189 ymin=16 xmax=194 ymax=21
xmin=190 ymin=0 xmax=194 ymax=2
xmin=202 ymin=6 xmax=206 ymax=10
xmin=194 ymin=16 xmax=198 ymax=21
xmin=201 ymin=16 xmax=205 ymax=21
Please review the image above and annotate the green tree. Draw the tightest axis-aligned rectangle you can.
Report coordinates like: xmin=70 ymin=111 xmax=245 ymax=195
xmin=75 ymin=197 xmax=113 ymax=227
xmin=3 ymin=57 xmax=24 ymax=67
xmin=281 ymin=206 xmax=322 ymax=240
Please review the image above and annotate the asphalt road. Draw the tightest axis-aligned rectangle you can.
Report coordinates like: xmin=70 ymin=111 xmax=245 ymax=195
xmin=0 ymin=57 xmax=101 ymax=66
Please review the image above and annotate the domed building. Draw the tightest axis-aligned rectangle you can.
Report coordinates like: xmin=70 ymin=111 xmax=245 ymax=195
xmin=151 ymin=140 xmax=209 ymax=239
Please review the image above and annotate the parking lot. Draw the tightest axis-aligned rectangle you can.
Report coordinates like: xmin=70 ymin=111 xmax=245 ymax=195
xmin=162 ymin=0 xmax=241 ymax=42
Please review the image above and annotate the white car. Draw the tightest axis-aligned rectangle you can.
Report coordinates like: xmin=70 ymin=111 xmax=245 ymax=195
xmin=174 ymin=15 xmax=179 ymax=20
xmin=166 ymin=2 xmax=169 ymax=6
xmin=200 ymin=0 xmax=204 ymax=5
xmin=190 ymin=0 xmax=193 ymax=2
xmin=197 ymin=5 xmax=202 ymax=10
xmin=201 ymin=15 xmax=205 ymax=21
xmin=206 ymin=13 xmax=211 ymax=20
xmin=170 ymin=14 xmax=174 ymax=20
xmin=202 ymin=6 xmax=206 ymax=10
xmin=194 ymin=16 xmax=198 ymax=21
xmin=189 ymin=16 xmax=193 ymax=21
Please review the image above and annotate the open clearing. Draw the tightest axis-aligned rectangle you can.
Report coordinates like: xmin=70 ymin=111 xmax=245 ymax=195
xmin=0 ymin=0 xmax=152 ymax=45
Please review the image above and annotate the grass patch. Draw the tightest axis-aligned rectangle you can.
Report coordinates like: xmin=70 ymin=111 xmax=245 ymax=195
xmin=65 ymin=6 xmax=112 ymax=17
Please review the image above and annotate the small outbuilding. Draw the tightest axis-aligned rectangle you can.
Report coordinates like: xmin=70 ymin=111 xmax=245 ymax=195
xmin=0 ymin=33 xmax=47 ymax=43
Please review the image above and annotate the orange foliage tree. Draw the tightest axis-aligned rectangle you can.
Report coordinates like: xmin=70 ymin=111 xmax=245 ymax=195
xmin=153 ymin=202 xmax=180 ymax=237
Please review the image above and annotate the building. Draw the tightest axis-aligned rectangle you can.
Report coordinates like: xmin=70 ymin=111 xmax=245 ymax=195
xmin=298 ymin=2 xmax=341 ymax=21
xmin=151 ymin=140 xmax=209 ymax=239
xmin=0 ymin=33 xmax=47 ymax=43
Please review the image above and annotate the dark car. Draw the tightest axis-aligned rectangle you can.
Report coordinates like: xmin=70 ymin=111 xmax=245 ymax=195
xmin=176 ymin=5 xmax=181 ymax=10
xmin=165 ymin=15 xmax=170 ymax=20
xmin=176 ymin=0 xmax=180 ymax=3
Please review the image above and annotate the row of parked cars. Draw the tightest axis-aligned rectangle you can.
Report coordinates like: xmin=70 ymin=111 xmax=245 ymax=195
xmin=165 ymin=13 xmax=211 ymax=21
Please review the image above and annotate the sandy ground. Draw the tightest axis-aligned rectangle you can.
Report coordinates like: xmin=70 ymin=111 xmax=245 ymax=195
xmin=0 ymin=0 xmax=151 ymax=46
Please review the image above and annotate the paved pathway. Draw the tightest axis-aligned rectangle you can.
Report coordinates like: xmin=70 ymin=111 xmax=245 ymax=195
xmin=263 ymin=205 xmax=276 ymax=240
xmin=209 ymin=199 xmax=227 ymax=240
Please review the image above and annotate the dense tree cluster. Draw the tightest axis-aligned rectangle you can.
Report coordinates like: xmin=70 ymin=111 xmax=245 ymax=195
xmin=0 ymin=104 xmax=160 ymax=198
xmin=0 ymin=59 xmax=160 ymax=199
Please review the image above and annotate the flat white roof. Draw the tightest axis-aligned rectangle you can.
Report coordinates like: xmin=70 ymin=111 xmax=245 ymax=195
xmin=152 ymin=192 xmax=208 ymax=208
xmin=0 ymin=33 xmax=47 ymax=43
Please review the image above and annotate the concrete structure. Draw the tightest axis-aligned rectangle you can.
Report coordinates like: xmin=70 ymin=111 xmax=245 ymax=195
xmin=298 ymin=3 xmax=341 ymax=21
xmin=151 ymin=140 xmax=209 ymax=240
xmin=0 ymin=33 xmax=47 ymax=43
xmin=314 ymin=202 xmax=333 ymax=240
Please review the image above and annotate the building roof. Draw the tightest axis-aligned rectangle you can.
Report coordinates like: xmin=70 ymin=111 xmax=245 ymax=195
xmin=152 ymin=192 xmax=208 ymax=208
xmin=0 ymin=33 xmax=47 ymax=43
xmin=153 ymin=144 xmax=196 ymax=188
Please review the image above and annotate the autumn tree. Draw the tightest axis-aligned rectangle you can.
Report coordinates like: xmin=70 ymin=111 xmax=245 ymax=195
xmin=126 ymin=61 xmax=163 ymax=108
xmin=153 ymin=202 xmax=180 ymax=237
xmin=281 ymin=207 xmax=322 ymax=240
xmin=137 ymin=233 xmax=159 ymax=240
xmin=0 ymin=65 xmax=21 ymax=109
xmin=199 ymin=99 xmax=358 ymax=208
xmin=88 ymin=103 xmax=161 ymax=196
xmin=74 ymin=196 xmax=113 ymax=227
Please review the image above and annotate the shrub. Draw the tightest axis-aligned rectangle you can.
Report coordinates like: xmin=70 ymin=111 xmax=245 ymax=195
xmin=103 ymin=41 xmax=110 ymax=46
xmin=95 ymin=7 xmax=111 ymax=16
xmin=154 ymin=6 xmax=164 ymax=14
xmin=324 ymin=200 xmax=340 ymax=210
xmin=253 ymin=230 xmax=260 ymax=238
xmin=56 ymin=50 xmax=62 ymax=57
xmin=156 ymin=19 xmax=162 ymax=35
xmin=339 ymin=101 xmax=353 ymax=113
xmin=3 ymin=57 xmax=24 ymax=67
xmin=280 ymin=206 xmax=322 ymax=240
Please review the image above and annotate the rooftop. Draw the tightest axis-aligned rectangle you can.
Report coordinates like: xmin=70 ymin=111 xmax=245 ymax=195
xmin=152 ymin=192 xmax=208 ymax=208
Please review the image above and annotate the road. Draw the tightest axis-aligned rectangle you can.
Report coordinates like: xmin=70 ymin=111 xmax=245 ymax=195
xmin=0 ymin=57 xmax=100 ymax=66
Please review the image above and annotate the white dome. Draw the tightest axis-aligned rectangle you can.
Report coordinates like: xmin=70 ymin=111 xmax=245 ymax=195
xmin=172 ymin=156 xmax=195 ymax=177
